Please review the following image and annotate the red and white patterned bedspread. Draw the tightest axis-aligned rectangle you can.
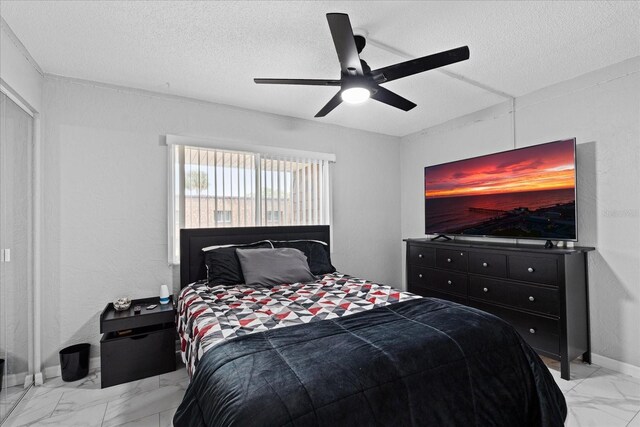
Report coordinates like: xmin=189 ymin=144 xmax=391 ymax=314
xmin=177 ymin=273 xmax=420 ymax=376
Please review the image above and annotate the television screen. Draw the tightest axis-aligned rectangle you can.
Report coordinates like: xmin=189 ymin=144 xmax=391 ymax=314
xmin=424 ymin=139 xmax=577 ymax=240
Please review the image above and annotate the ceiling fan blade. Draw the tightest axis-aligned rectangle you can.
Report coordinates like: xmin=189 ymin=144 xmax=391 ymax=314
xmin=315 ymin=91 xmax=343 ymax=117
xmin=371 ymin=86 xmax=416 ymax=111
xmin=326 ymin=13 xmax=363 ymax=76
xmin=254 ymin=78 xmax=341 ymax=86
xmin=372 ymin=46 xmax=470 ymax=83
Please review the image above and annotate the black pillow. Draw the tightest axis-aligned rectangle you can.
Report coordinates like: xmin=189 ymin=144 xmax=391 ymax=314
xmin=270 ymin=240 xmax=336 ymax=275
xmin=204 ymin=241 xmax=272 ymax=285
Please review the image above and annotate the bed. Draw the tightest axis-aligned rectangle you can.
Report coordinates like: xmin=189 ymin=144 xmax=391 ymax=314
xmin=174 ymin=226 xmax=566 ymax=427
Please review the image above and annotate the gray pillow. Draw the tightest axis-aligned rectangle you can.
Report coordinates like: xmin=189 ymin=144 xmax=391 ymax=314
xmin=236 ymin=248 xmax=317 ymax=287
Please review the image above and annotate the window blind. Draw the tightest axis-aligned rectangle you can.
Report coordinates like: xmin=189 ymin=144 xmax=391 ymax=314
xmin=168 ymin=142 xmax=333 ymax=264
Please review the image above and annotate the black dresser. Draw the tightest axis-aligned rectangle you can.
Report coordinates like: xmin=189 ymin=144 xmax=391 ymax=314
xmin=405 ymin=239 xmax=594 ymax=380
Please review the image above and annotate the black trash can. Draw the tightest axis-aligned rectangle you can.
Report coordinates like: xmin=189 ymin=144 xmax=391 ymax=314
xmin=59 ymin=343 xmax=90 ymax=382
xmin=0 ymin=358 xmax=5 ymax=390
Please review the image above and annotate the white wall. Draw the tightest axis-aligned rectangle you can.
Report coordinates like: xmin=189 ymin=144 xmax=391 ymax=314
xmin=40 ymin=77 xmax=402 ymax=369
xmin=0 ymin=20 xmax=43 ymax=112
xmin=400 ymin=57 xmax=640 ymax=368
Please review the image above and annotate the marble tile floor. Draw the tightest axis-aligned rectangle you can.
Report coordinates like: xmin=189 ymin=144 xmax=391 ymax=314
xmin=2 ymin=358 xmax=640 ymax=426
xmin=2 ymin=363 xmax=188 ymax=427
xmin=542 ymin=357 xmax=640 ymax=427
xmin=1 ymin=384 xmax=31 ymax=423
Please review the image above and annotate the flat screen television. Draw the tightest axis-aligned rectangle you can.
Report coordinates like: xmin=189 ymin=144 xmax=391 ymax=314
xmin=424 ymin=138 xmax=577 ymax=241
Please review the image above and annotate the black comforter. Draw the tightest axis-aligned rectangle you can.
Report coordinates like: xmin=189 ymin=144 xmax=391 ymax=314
xmin=174 ymin=298 xmax=566 ymax=427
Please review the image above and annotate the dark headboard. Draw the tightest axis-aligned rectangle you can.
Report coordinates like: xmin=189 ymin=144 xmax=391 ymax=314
xmin=180 ymin=225 xmax=331 ymax=288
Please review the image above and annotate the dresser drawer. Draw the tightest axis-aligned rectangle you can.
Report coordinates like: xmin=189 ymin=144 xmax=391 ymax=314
xmin=408 ymin=245 xmax=436 ymax=268
xmin=436 ymin=248 xmax=468 ymax=272
xmin=469 ymin=252 xmax=507 ymax=278
xmin=469 ymin=276 xmax=559 ymax=316
xmin=410 ymin=267 xmax=468 ymax=297
xmin=408 ymin=284 xmax=468 ymax=305
xmin=100 ymin=325 xmax=176 ymax=388
xmin=508 ymin=255 xmax=558 ymax=285
xmin=470 ymin=301 xmax=559 ymax=356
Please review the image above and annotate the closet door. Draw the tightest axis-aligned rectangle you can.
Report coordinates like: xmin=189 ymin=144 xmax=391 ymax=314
xmin=0 ymin=91 xmax=33 ymax=422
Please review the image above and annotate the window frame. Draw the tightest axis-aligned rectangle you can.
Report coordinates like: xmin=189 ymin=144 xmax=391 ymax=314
xmin=167 ymin=135 xmax=335 ymax=265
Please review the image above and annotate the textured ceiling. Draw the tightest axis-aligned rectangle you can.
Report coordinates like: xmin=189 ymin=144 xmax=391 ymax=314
xmin=1 ymin=1 xmax=638 ymax=137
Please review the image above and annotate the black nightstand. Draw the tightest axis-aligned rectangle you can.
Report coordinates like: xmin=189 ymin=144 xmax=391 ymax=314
xmin=100 ymin=296 xmax=176 ymax=388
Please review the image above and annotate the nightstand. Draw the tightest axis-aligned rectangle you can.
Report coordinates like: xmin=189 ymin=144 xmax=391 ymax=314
xmin=99 ymin=296 xmax=176 ymax=388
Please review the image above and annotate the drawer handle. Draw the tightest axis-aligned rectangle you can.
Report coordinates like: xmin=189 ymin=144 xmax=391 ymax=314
xmin=482 ymin=262 xmax=488 ymax=268
xmin=418 ymin=254 xmax=423 ymax=258
xmin=418 ymin=273 xmax=423 ymax=278
xmin=447 ymin=258 xmax=452 ymax=263
xmin=527 ymin=267 xmax=535 ymax=273
xmin=460 ymin=252 xmax=464 ymax=256
xmin=529 ymin=328 xmax=536 ymax=334
xmin=483 ymin=287 xmax=489 ymax=293
xmin=529 ymin=296 xmax=535 ymax=302
xmin=447 ymin=280 xmax=452 ymax=285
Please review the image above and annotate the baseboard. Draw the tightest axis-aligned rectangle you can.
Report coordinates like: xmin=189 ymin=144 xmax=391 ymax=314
xmin=41 ymin=351 xmax=181 ymax=383
xmin=591 ymin=353 xmax=640 ymax=378
xmin=42 ymin=356 xmax=101 ymax=381
xmin=23 ymin=374 xmax=33 ymax=388
xmin=2 ymin=371 xmax=30 ymax=388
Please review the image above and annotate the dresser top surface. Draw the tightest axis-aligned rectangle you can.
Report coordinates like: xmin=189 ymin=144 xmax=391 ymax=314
xmin=404 ymin=238 xmax=595 ymax=254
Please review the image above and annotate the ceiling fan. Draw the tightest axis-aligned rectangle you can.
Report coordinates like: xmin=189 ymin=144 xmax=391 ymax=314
xmin=254 ymin=13 xmax=470 ymax=117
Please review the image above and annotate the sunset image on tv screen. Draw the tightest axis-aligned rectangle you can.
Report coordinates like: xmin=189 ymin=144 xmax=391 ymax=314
xmin=424 ymin=139 xmax=576 ymax=239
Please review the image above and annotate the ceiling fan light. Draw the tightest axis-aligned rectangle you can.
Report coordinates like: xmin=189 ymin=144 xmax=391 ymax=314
xmin=341 ymin=87 xmax=370 ymax=104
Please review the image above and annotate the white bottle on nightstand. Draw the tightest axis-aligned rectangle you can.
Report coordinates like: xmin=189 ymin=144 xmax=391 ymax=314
xmin=159 ymin=284 xmax=170 ymax=304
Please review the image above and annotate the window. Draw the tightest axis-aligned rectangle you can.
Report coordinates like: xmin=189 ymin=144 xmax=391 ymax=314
xmin=266 ymin=211 xmax=281 ymax=224
xmin=167 ymin=137 xmax=334 ymax=264
xmin=214 ymin=210 xmax=232 ymax=224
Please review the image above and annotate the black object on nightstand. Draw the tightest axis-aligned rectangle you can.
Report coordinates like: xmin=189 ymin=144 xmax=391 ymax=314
xmin=100 ymin=296 xmax=176 ymax=388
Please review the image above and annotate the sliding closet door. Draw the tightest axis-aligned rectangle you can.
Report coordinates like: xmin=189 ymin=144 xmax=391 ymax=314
xmin=0 ymin=91 xmax=33 ymax=422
